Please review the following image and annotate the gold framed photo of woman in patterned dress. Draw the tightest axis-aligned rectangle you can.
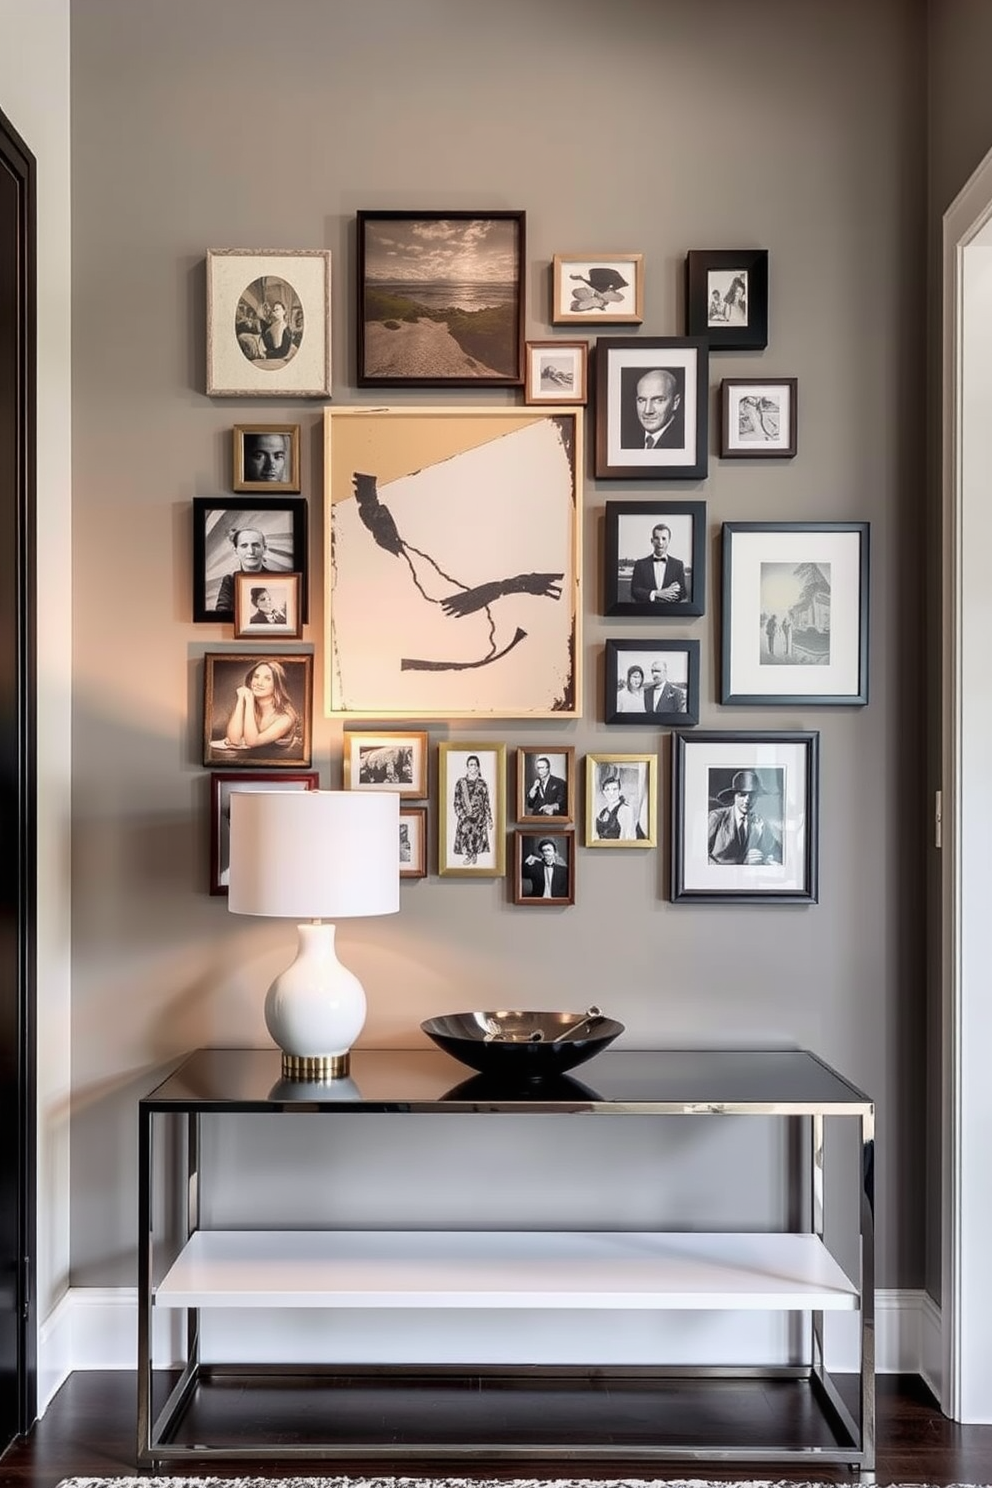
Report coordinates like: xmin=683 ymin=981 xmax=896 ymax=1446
xmin=437 ymin=742 xmax=506 ymax=877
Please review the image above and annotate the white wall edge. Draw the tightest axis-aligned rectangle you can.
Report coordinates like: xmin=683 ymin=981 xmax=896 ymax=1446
xmin=919 ymin=1289 xmax=943 ymax=1405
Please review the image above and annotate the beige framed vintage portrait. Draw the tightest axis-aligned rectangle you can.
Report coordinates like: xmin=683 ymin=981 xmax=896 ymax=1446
xmin=551 ymin=253 xmax=644 ymax=325
xmin=233 ymin=424 xmax=301 ymax=492
xmin=584 ymin=753 xmax=657 ymax=848
xmin=437 ymin=742 xmax=506 ymax=877
xmin=206 ymin=248 xmax=332 ymax=397
xmin=399 ymin=806 xmax=428 ymax=879
xmin=233 ymin=572 xmax=303 ymax=640
xmin=512 ymin=829 xmax=575 ymax=906
xmin=524 ymin=341 xmax=587 ymax=405
xmin=342 ymin=730 xmax=429 ymax=798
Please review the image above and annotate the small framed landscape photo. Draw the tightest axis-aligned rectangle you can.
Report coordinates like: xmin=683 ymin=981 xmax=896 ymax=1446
xmin=209 ymin=771 xmax=318 ymax=896
xmin=671 ymin=730 xmax=819 ymax=904
xmin=524 ymin=341 xmax=587 ymax=405
xmin=206 ymin=248 xmax=332 ymax=397
xmin=721 ymin=379 xmax=797 ymax=458
xmin=604 ymin=500 xmax=706 ymax=618
xmin=606 ymin=639 xmax=700 ymax=727
xmin=594 ymin=337 xmax=708 ymax=480
xmin=685 ymin=249 xmax=769 ymax=351
xmin=233 ymin=573 xmax=303 ymax=640
xmin=399 ymin=806 xmax=428 ymax=880
xmin=203 ymin=652 xmax=313 ymax=769
xmin=585 ymin=754 xmax=657 ymax=848
xmin=721 ymin=522 xmax=869 ymax=705
xmin=437 ymin=742 xmax=506 ymax=877
xmin=192 ymin=495 xmax=308 ymax=623
xmin=552 ymin=254 xmax=643 ymax=325
xmin=343 ymin=730 xmax=429 ymax=798
xmin=513 ymin=830 xmax=575 ymax=906
xmin=233 ymin=424 xmax=301 ymax=492
xmin=516 ymin=746 xmax=575 ymax=825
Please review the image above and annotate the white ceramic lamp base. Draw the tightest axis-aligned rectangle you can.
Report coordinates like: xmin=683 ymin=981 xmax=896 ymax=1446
xmin=263 ymin=921 xmax=366 ymax=1080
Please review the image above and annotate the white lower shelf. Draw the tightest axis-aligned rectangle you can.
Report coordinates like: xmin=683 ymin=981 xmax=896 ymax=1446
xmin=153 ymin=1230 xmax=859 ymax=1312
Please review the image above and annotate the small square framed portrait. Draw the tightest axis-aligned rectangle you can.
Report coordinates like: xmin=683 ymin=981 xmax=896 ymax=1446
xmin=721 ymin=522 xmax=870 ymax=705
xmin=399 ymin=806 xmax=428 ymax=879
xmin=605 ymin=640 xmax=700 ymax=727
xmin=203 ymin=652 xmax=313 ymax=769
xmin=551 ymin=254 xmax=643 ymax=325
xmin=671 ymin=730 xmax=819 ymax=904
xmin=604 ymin=500 xmax=706 ymax=618
xmin=192 ymin=496 xmax=308 ymax=623
xmin=233 ymin=573 xmax=303 ymax=640
xmin=437 ymin=743 xmax=506 ymax=877
xmin=343 ymin=730 xmax=429 ymax=798
xmin=524 ymin=340 xmax=588 ymax=405
xmin=685 ymin=249 xmax=769 ymax=351
xmin=594 ymin=337 xmax=708 ymax=480
xmin=206 ymin=248 xmax=332 ymax=397
xmin=513 ymin=830 xmax=575 ymax=906
xmin=585 ymin=754 xmax=657 ymax=848
xmin=233 ymin=424 xmax=301 ymax=492
xmin=209 ymin=771 xmax=318 ymax=896
xmin=720 ymin=379 xmax=797 ymax=459
xmin=516 ymin=746 xmax=575 ymax=825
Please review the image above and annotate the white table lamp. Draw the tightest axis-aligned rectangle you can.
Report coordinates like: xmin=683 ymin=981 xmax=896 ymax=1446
xmin=228 ymin=790 xmax=399 ymax=1080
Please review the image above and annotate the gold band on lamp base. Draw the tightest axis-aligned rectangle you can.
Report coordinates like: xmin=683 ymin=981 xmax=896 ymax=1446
xmin=281 ymin=1052 xmax=350 ymax=1080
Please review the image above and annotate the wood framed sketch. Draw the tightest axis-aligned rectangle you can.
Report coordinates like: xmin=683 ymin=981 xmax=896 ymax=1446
xmin=584 ymin=753 xmax=657 ymax=848
xmin=399 ymin=806 xmax=428 ymax=879
xmin=203 ymin=652 xmax=313 ymax=769
xmin=192 ymin=496 xmax=308 ymax=623
xmin=524 ymin=340 xmax=587 ymax=405
xmin=342 ymin=730 xmax=428 ymax=798
xmin=324 ymin=407 xmax=582 ymax=718
xmin=357 ymin=210 xmax=525 ymax=387
xmin=721 ymin=522 xmax=869 ymax=705
xmin=606 ymin=639 xmax=700 ymax=727
xmin=551 ymin=254 xmax=643 ymax=325
xmin=720 ymin=379 xmax=797 ymax=458
xmin=685 ymin=248 xmax=768 ymax=351
xmin=604 ymin=500 xmax=706 ymax=618
xmin=594 ymin=337 xmax=708 ymax=480
xmin=516 ymin=746 xmax=575 ymax=825
xmin=233 ymin=572 xmax=303 ymax=640
xmin=233 ymin=424 xmax=301 ymax=492
xmin=437 ymin=743 xmax=506 ymax=877
xmin=209 ymin=771 xmax=318 ymax=896
xmin=206 ymin=248 xmax=331 ymax=397
xmin=512 ymin=830 xmax=575 ymax=906
xmin=671 ymin=730 xmax=819 ymax=903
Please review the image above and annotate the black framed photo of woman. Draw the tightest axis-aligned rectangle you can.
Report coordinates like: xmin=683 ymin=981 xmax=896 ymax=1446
xmin=594 ymin=337 xmax=708 ymax=480
xmin=203 ymin=652 xmax=313 ymax=768
xmin=192 ymin=496 xmax=308 ymax=623
xmin=437 ymin=742 xmax=506 ymax=877
xmin=685 ymin=249 xmax=769 ymax=351
xmin=604 ymin=500 xmax=706 ymax=618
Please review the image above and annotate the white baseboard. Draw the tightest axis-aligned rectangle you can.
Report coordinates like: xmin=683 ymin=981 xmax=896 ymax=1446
xmin=920 ymin=1288 xmax=944 ymax=1405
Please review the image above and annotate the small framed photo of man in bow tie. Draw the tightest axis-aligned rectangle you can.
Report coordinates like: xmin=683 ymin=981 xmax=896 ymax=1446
xmin=512 ymin=830 xmax=575 ymax=906
xmin=604 ymin=500 xmax=707 ymax=619
xmin=595 ymin=337 xmax=709 ymax=480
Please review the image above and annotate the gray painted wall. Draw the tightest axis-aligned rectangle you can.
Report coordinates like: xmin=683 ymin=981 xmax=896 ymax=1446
xmin=70 ymin=0 xmax=927 ymax=1290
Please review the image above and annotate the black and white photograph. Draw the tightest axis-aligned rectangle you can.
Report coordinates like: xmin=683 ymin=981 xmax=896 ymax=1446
xmin=233 ymin=572 xmax=303 ymax=640
xmin=551 ymin=253 xmax=643 ymax=325
xmin=604 ymin=500 xmax=706 ymax=618
xmin=233 ymin=424 xmax=301 ymax=492
xmin=399 ymin=806 xmax=428 ymax=879
xmin=685 ymin=249 xmax=769 ymax=351
xmin=595 ymin=337 xmax=708 ymax=479
xmin=524 ymin=340 xmax=588 ymax=405
xmin=722 ymin=522 xmax=869 ymax=705
xmin=512 ymin=830 xmax=575 ymax=906
xmin=605 ymin=640 xmax=700 ymax=726
xmin=584 ymin=753 xmax=657 ymax=848
xmin=720 ymin=378 xmax=797 ymax=458
xmin=516 ymin=746 xmax=575 ymax=824
xmin=192 ymin=496 xmax=308 ymax=623
xmin=202 ymin=652 xmax=313 ymax=769
xmin=209 ymin=771 xmax=318 ymax=895
xmin=343 ymin=730 xmax=428 ymax=798
xmin=671 ymin=730 xmax=819 ymax=903
xmin=437 ymin=742 xmax=506 ymax=877
xmin=206 ymin=249 xmax=332 ymax=397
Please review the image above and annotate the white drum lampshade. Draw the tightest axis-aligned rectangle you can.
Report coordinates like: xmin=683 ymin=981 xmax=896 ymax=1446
xmin=229 ymin=790 xmax=399 ymax=1080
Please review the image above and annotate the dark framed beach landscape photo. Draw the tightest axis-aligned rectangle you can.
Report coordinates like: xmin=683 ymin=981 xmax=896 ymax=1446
xmin=606 ymin=639 xmax=700 ymax=727
xmin=721 ymin=522 xmax=869 ymax=705
xmin=437 ymin=742 xmax=506 ymax=878
xmin=206 ymin=248 xmax=332 ymax=397
xmin=324 ymin=406 xmax=581 ymax=719
xmin=671 ymin=730 xmax=819 ymax=904
xmin=357 ymin=210 xmax=525 ymax=387
xmin=594 ymin=337 xmax=709 ymax=480
xmin=685 ymin=248 xmax=769 ymax=351
xmin=516 ymin=746 xmax=575 ymax=825
xmin=512 ymin=830 xmax=575 ymax=906
xmin=584 ymin=753 xmax=657 ymax=848
xmin=604 ymin=500 xmax=706 ymax=618
xmin=202 ymin=652 xmax=313 ymax=769
xmin=551 ymin=253 xmax=643 ymax=325
xmin=720 ymin=379 xmax=797 ymax=458
xmin=192 ymin=496 xmax=308 ymax=623
xmin=232 ymin=572 xmax=303 ymax=640
xmin=524 ymin=341 xmax=588 ymax=405
xmin=233 ymin=424 xmax=301 ymax=492
xmin=209 ymin=771 xmax=318 ymax=895
xmin=342 ymin=730 xmax=429 ymax=798
xmin=399 ymin=806 xmax=428 ymax=880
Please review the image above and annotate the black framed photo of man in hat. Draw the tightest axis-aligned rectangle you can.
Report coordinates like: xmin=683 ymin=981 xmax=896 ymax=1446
xmin=552 ymin=253 xmax=643 ymax=325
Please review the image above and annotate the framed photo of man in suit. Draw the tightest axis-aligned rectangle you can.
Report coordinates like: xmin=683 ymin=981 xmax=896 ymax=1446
xmin=595 ymin=337 xmax=708 ymax=479
xmin=516 ymin=746 xmax=575 ymax=825
xmin=512 ymin=830 xmax=575 ymax=906
xmin=605 ymin=639 xmax=700 ymax=727
xmin=604 ymin=501 xmax=706 ymax=619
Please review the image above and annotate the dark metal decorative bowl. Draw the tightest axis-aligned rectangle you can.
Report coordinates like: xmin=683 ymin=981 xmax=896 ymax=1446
xmin=420 ymin=1009 xmax=624 ymax=1081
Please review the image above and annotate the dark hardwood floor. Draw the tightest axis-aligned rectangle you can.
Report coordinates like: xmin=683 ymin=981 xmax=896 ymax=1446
xmin=1 ymin=1371 xmax=992 ymax=1486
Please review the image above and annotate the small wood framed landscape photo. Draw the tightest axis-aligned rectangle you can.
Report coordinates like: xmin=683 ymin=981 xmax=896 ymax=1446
xmin=437 ymin=742 xmax=507 ymax=877
xmin=685 ymin=248 xmax=769 ymax=351
xmin=594 ymin=337 xmax=709 ymax=480
xmin=524 ymin=341 xmax=587 ymax=405
xmin=551 ymin=254 xmax=643 ymax=325
xmin=720 ymin=379 xmax=797 ymax=458
xmin=606 ymin=639 xmax=700 ymax=727
xmin=342 ymin=730 xmax=429 ymax=798
xmin=233 ymin=424 xmax=301 ymax=492
xmin=203 ymin=652 xmax=313 ymax=769
xmin=604 ymin=500 xmax=706 ymax=618
xmin=399 ymin=806 xmax=428 ymax=879
xmin=206 ymin=248 xmax=332 ymax=397
xmin=209 ymin=771 xmax=318 ymax=896
xmin=516 ymin=746 xmax=575 ymax=825
xmin=512 ymin=830 xmax=575 ymax=906
xmin=584 ymin=754 xmax=657 ymax=848
xmin=192 ymin=495 xmax=308 ymax=623
xmin=233 ymin=573 xmax=303 ymax=640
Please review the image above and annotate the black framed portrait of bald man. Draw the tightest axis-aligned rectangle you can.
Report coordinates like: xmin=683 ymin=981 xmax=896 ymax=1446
xmin=233 ymin=424 xmax=301 ymax=493
xmin=595 ymin=336 xmax=708 ymax=479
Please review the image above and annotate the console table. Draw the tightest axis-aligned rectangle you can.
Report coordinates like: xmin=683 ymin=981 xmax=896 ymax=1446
xmin=137 ymin=1046 xmax=874 ymax=1469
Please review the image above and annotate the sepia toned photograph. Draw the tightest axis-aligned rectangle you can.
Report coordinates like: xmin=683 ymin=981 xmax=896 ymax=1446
xmin=516 ymin=746 xmax=575 ymax=824
xmin=685 ymin=248 xmax=768 ymax=351
xmin=605 ymin=639 xmax=700 ymax=727
xmin=604 ymin=500 xmax=706 ymax=618
xmin=584 ymin=753 xmax=657 ymax=848
xmin=399 ymin=806 xmax=428 ymax=879
xmin=551 ymin=254 xmax=643 ymax=325
xmin=206 ymin=249 xmax=331 ymax=397
xmin=437 ymin=742 xmax=506 ymax=877
xmin=595 ymin=337 xmax=709 ymax=480
xmin=513 ymin=830 xmax=575 ymax=906
xmin=192 ymin=496 xmax=308 ymax=623
xmin=209 ymin=771 xmax=317 ymax=895
xmin=202 ymin=652 xmax=313 ymax=769
xmin=233 ymin=572 xmax=302 ymax=640
xmin=721 ymin=379 xmax=797 ymax=458
xmin=233 ymin=424 xmax=301 ymax=492
xmin=524 ymin=340 xmax=587 ymax=405
xmin=343 ymin=730 xmax=428 ymax=798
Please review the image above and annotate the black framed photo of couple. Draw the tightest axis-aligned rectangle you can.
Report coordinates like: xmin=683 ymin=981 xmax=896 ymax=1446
xmin=233 ymin=424 xmax=301 ymax=492
xmin=685 ymin=248 xmax=769 ymax=351
xmin=524 ymin=341 xmax=588 ymax=405
xmin=399 ymin=806 xmax=428 ymax=880
xmin=603 ymin=500 xmax=706 ymax=618
xmin=721 ymin=522 xmax=869 ymax=705
xmin=584 ymin=754 xmax=657 ymax=849
xmin=209 ymin=771 xmax=318 ymax=895
xmin=342 ymin=730 xmax=429 ymax=798
xmin=551 ymin=253 xmax=643 ymax=325
xmin=356 ymin=210 xmax=525 ymax=387
xmin=606 ymin=640 xmax=700 ymax=727
xmin=594 ymin=337 xmax=709 ymax=480
xmin=202 ymin=652 xmax=313 ymax=769
xmin=437 ymin=742 xmax=506 ymax=877
xmin=512 ymin=830 xmax=575 ymax=906
xmin=671 ymin=731 xmax=819 ymax=904
xmin=233 ymin=573 xmax=303 ymax=641
xmin=206 ymin=248 xmax=332 ymax=397
xmin=192 ymin=496 xmax=308 ymax=623
xmin=720 ymin=379 xmax=797 ymax=459
xmin=516 ymin=746 xmax=575 ymax=825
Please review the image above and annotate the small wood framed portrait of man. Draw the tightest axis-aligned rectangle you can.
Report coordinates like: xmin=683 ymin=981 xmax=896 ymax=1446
xmin=516 ymin=746 xmax=575 ymax=825
xmin=513 ymin=830 xmax=574 ymax=906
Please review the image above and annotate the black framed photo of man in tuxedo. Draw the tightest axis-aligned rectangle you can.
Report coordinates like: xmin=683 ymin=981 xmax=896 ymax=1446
xmin=604 ymin=500 xmax=706 ymax=619
xmin=595 ymin=337 xmax=708 ymax=479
